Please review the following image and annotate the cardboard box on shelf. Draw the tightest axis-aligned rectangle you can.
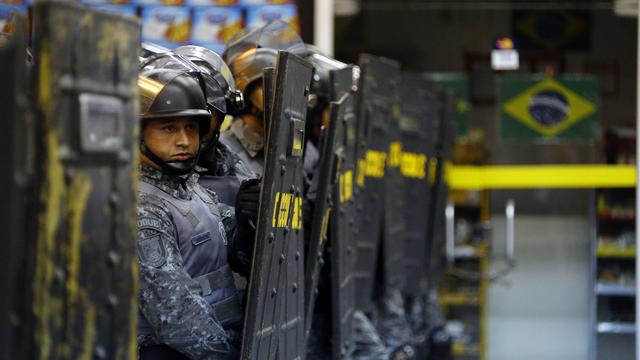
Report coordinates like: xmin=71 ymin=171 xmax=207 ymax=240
xmin=84 ymin=3 xmax=138 ymax=17
xmin=0 ymin=3 xmax=27 ymax=36
xmin=190 ymin=5 xmax=241 ymax=52
xmin=141 ymin=5 xmax=190 ymax=49
xmin=135 ymin=0 xmax=185 ymax=6
xmin=240 ymin=0 xmax=292 ymax=4
xmin=187 ymin=0 xmax=239 ymax=5
xmin=245 ymin=4 xmax=298 ymax=33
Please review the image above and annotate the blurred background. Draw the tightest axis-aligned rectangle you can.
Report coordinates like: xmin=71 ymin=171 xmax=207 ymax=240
xmin=1 ymin=1 xmax=637 ymax=359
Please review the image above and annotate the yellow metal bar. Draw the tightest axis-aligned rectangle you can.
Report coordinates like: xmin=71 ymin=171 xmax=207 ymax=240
xmin=447 ymin=164 xmax=636 ymax=190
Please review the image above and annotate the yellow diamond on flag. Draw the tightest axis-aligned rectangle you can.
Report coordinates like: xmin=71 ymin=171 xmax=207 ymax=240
xmin=502 ymin=78 xmax=596 ymax=137
xmin=516 ymin=11 xmax=587 ymax=50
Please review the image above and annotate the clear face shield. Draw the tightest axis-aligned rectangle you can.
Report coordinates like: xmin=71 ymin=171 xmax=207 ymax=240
xmin=223 ymin=20 xmax=305 ymax=92
xmin=141 ymin=52 xmax=228 ymax=116
xmin=305 ymin=47 xmax=348 ymax=105
xmin=224 ymin=19 xmax=305 ymax=61
xmin=173 ymin=45 xmax=245 ymax=116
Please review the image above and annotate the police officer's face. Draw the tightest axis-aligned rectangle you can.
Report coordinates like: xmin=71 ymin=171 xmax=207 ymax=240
xmin=248 ymin=83 xmax=264 ymax=113
xmin=242 ymin=82 xmax=265 ymax=136
xmin=313 ymin=107 xmax=331 ymax=141
xmin=141 ymin=117 xmax=200 ymax=168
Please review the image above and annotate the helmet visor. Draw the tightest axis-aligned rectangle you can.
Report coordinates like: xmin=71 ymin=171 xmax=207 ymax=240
xmin=142 ymin=52 xmax=227 ymax=114
xmin=174 ymin=45 xmax=236 ymax=91
xmin=223 ymin=19 xmax=304 ymax=67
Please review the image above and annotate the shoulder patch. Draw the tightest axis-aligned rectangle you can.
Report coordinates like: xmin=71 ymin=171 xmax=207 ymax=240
xmin=137 ymin=216 xmax=163 ymax=231
xmin=137 ymin=235 xmax=167 ymax=268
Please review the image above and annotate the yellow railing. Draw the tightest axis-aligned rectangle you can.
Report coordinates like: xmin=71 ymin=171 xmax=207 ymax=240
xmin=447 ymin=164 xmax=636 ymax=190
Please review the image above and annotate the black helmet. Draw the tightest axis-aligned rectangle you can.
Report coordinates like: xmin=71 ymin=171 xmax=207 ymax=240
xmin=138 ymin=68 xmax=212 ymax=175
xmin=172 ymin=45 xmax=245 ymax=171
xmin=174 ymin=45 xmax=244 ymax=116
xmin=140 ymin=48 xmax=244 ymax=174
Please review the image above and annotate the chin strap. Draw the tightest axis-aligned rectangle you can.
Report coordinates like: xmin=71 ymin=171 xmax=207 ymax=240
xmin=197 ymin=133 xmax=220 ymax=174
xmin=140 ymin=140 xmax=199 ymax=176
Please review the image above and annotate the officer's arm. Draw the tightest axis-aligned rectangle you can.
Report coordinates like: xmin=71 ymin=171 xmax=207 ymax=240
xmin=137 ymin=199 xmax=237 ymax=359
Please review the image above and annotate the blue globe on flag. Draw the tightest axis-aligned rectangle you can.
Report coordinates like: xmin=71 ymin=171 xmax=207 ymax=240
xmin=527 ymin=90 xmax=570 ymax=127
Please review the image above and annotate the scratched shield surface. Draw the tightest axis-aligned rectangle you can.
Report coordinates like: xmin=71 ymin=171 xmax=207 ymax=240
xmin=24 ymin=3 xmax=140 ymax=359
xmin=398 ymin=73 xmax=438 ymax=295
xmin=240 ymin=51 xmax=313 ymax=360
xmin=303 ymin=65 xmax=357 ymax=337
xmin=0 ymin=13 xmax=30 ymax=359
xmin=352 ymin=54 xmax=400 ymax=312
xmin=425 ymin=89 xmax=456 ymax=291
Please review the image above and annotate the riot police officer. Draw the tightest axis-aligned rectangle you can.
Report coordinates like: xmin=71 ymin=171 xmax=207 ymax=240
xmin=136 ymin=54 xmax=257 ymax=359
xmin=169 ymin=45 xmax=259 ymax=208
xmin=220 ymin=21 xmax=305 ymax=177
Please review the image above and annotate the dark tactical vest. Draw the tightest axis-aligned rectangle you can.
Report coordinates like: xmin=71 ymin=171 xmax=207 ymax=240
xmin=198 ymin=142 xmax=260 ymax=207
xmin=137 ymin=179 xmax=242 ymax=338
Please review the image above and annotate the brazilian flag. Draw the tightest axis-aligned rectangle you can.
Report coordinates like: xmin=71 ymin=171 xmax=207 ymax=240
xmin=500 ymin=75 xmax=599 ymax=140
xmin=425 ymin=73 xmax=470 ymax=138
xmin=512 ymin=10 xmax=591 ymax=51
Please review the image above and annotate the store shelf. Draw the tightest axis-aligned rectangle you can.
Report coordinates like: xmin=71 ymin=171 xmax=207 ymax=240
xmin=444 ymin=145 xmax=489 ymax=360
xmin=440 ymin=291 xmax=482 ymax=306
xmin=454 ymin=244 xmax=488 ymax=258
xmin=596 ymin=322 xmax=636 ymax=334
xmin=595 ymin=283 xmax=636 ymax=297
xmin=450 ymin=189 xmax=482 ymax=207
xmin=591 ymin=134 xmax=637 ymax=359
xmin=598 ymin=212 xmax=635 ymax=221
xmin=596 ymin=246 xmax=636 ymax=259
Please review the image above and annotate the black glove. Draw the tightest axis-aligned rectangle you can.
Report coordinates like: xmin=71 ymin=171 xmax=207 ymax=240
xmin=235 ymin=177 xmax=261 ymax=226
xmin=230 ymin=178 xmax=262 ymax=277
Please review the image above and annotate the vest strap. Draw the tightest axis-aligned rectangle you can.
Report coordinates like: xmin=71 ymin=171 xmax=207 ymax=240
xmin=194 ymin=264 xmax=235 ymax=296
xmin=139 ymin=180 xmax=201 ymax=228
xmin=211 ymin=294 xmax=243 ymax=327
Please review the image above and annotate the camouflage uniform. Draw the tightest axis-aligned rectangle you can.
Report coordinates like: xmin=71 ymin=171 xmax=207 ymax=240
xmin=198 ymin=140 xmax=259 ymax=207
xmin=352 ymin=310 xmax=391 ymax=360
xmin=137 ymin=164 xmax=249 ymax=359
xmin=219 ymin=117 xmax=265 ymax=177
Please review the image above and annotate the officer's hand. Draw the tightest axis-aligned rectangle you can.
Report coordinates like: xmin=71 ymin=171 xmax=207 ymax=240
xmin=235 ymin=178 xmax=261 ymax=226
xmin=390 ymin=344 xmax=416 ymax=360
xmin=233 ymin=178 xmax=261 ymax=275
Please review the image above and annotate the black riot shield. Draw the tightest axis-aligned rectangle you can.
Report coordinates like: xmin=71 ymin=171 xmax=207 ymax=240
xmin=420 ymin=89 xmax=456 ymax=360
xmin=25 ymin=3 xmax=140 ymax=359
xmin=425 ymin=89 xmax=456 ymax=292
xmin=240 ymin=51 xmax=313 ymax=360
xmin=328 ymin=66 xmax=359 ymax=359
xmin=381 ymin=89 xmax=405 ymax=293
xmin=0 ymin=14 xmax=29 ymax=359
xmin=399 ymin=73 xmax=438 ymax=295
xmin=303 ymin=99 xmax=339 ymax=329
xmin=263 ymin=66 xmax=276 ymax=142
xmin=352 ymin=54 xmax=400 ymax=312
xmin=303 ymin=64 xmax=357 ymax=335
xmin=375 ymin=80 xmax=416 ymax=356
xmin=303 ymin=94 xmax=341 ymax=346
